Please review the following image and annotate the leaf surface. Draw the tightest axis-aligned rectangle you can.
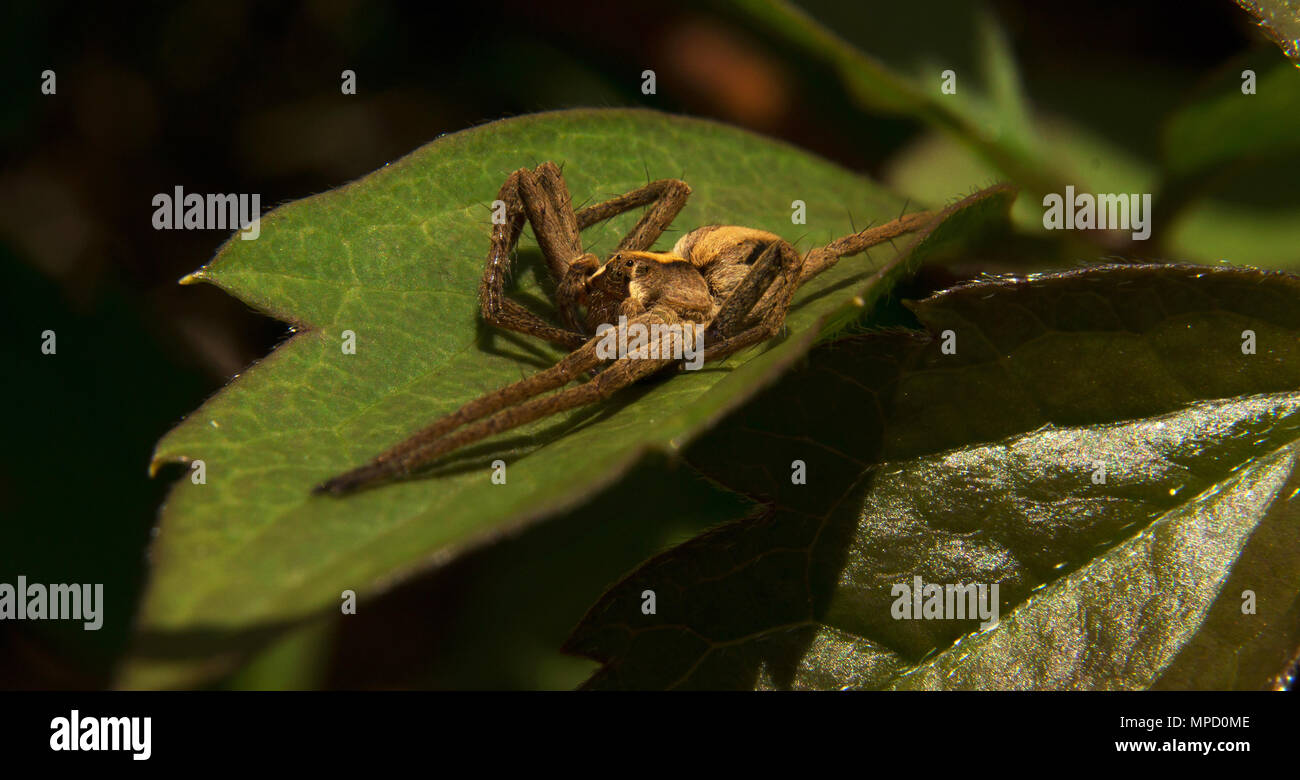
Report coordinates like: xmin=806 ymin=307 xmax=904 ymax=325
xmin=727 ymin=0 xmax=1063 ymax=193
xmin=1161 ymin=49 xmax=1300 ymax=270
xmin=127 ymin=109 xmax=1004 ymax=688
xmin=565 ymin=264 xmax=1300 ymax=689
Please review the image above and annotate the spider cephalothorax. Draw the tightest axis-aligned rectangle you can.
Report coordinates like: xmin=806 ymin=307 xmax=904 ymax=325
xmin=315 ymin=162 xmax=935 ymax=495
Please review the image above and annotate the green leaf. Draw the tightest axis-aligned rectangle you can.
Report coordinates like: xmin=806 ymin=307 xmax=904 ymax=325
xmin=217 ymin=454 xmax=753 ymax=690
xmin=1162 ymin=49 xmax=1300 ymax=178
xmin=887 ymin=121 xmax=1157 ymax=237
xmin=125 ymin=109 xmax=1005 ymax=689
xmin=370 ymin=455 xmax=754 ymax=690
xmin=564 ymin=264 xmax=1300 ymax=689
xmin=1159 ymin=49 xmax=1300 ymax=270
xmin=726 ymin=0 xmax=1063 ymax=194
xmin=1165 ymin=192 xmax=1300 ymax=271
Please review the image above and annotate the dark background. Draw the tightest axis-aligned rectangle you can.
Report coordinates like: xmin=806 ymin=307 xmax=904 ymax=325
xmin=0 ymin=0 xmax=1261 ymax=688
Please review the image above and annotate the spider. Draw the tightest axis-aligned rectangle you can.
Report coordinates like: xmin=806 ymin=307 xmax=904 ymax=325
xmin=315 ymin=161 xmax=934 ymax=495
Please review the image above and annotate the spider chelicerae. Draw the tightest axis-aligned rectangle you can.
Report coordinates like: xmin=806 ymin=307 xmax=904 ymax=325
xmin=315 ymin=161 xmax=934 ymax=495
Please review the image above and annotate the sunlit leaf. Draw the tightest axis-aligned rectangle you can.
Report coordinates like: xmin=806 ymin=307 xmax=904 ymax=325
xmin=124 ymin=109 xmax=1004 ymax=688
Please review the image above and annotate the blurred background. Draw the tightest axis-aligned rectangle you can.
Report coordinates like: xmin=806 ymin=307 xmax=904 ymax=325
xmin=0 ymin=0 xmax=1278 ymax=688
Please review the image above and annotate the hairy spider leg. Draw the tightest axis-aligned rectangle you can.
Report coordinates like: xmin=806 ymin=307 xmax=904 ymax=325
xmin=798 ymin=209 xmax=935 ymax=284
xmin=704 ymin=206 xmax=937 ymax=365
xmin=701 ymin=240 xmax=806 ymax=363
xmin=322 ymin=169 xmax=936 ymax=495
xmin=479 ymin=163 xmax=589 ymax=350
xmin=559 ymin=178 xmax=692 ymax=332
xmin=525 ymin=164 xmax=601 ymax=335
xmin=699 ymin=211 xmax=937 ymax=362
xmin=479 ymin=165 xmax=693 ymax=340
xmin=524 ymin=162 xmax=585 ymax=282
xmin=314 ymin=307 xmax=685 ymax=495
xmin=575 ymin=178 xmax=692 ymax=252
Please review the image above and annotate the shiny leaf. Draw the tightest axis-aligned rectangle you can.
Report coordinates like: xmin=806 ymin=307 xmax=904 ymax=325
xmin=565 ymin=264 xmax=1300 ymax=689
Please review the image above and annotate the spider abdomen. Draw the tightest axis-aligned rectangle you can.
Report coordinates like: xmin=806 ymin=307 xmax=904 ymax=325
xmin=673 ymin=225 xmax=789 ymax=325
xmin=672 ymin=225 xmax=783 ymax=274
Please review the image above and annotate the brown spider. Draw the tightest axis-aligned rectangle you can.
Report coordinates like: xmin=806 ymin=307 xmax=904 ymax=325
xmin=315 ymin=161 xmax=934 ymax=495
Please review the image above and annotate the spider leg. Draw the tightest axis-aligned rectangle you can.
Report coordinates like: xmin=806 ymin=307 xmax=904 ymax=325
xmin=705 ymin=242 xmax=787 ymax=341
xmin=702 ymin=240 xmax=804 ymax=363
xmin=701 ymin=210 xmax=937 ymax=364
xmin=523 ymin=163 xmax=604 ymax=334
xmin=547 ymin=176 xmax=690 ymax=335
xmin=315 ymin=309 xmax=684 ymax=495
xmin=479 ymin=163 xmax=594 ymax=350
xmin=798 ymin=209 xmax=935 ymax=284
xmin=702 ymin=210 xmax=938 ymax=362
xmin=575 ymin=178 xmax=691 ymax=251
xmin=390 ymin=350 xmax=675 ymax=479
xmin=701 ymin=324 xmax=781 ymax=364
xmin=524 ymin=162 xmax=587 ymax=281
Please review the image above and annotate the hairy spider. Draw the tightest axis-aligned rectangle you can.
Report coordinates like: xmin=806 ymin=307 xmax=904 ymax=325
xmin=315 ymin=161 xmax=934 ymax=495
